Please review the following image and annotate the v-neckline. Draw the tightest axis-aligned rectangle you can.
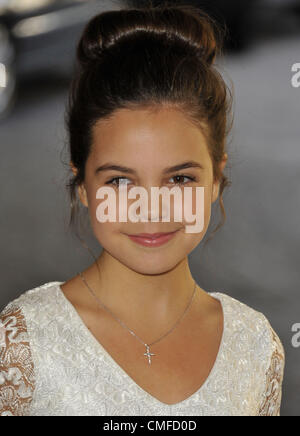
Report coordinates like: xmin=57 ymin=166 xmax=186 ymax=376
xmin=54 ymin=281 xmax=227 ymax=408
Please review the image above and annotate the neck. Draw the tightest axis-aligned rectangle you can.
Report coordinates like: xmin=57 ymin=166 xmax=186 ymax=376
xmin=85 ymin=250 xmax=197 ymax=334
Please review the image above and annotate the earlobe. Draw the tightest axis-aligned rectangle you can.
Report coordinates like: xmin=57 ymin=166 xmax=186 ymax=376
xmin=211 ymin=183 xmax=219 ymax=204
xmin=70 ymin=161 xmax=77 ymax=177
xmin=220 ymin=153 xmax=228 ymax=172
xmin=70 ymin=162 xmax=88 ymax=208
xmin=212 ymin=152 xmax=228 ymax=203
xmin=78 ymin=184 xmax=89 ymax=208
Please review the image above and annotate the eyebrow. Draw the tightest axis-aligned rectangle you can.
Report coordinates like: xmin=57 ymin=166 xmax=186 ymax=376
xmin=95 ymin=161 xmax=204 ymax=175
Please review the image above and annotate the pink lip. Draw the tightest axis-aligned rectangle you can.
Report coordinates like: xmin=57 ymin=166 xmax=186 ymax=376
xmin=126 ymin=230 xmax=179 ymax=247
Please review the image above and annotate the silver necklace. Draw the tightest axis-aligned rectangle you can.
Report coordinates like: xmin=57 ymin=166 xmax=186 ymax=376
xmin=78 ymin=271 xmax=197 ymax=365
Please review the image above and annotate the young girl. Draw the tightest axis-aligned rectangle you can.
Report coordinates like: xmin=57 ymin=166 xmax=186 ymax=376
xmin=0 ymin=4 xmax=284 ymax=416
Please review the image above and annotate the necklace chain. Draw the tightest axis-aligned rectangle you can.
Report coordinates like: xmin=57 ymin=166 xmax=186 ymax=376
xmin=78 ymin=272 xmax=197 ymax=364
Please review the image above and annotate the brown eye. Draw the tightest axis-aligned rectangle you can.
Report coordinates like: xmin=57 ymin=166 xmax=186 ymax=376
xmin=170 ymin=175 xmax=196 ymax=185
xmin=105 ymin=177 xmax=132 ymax=187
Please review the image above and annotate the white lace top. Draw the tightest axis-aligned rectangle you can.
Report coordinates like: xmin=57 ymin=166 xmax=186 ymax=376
xmin=0 ymin=281 xmax=285 ymax=416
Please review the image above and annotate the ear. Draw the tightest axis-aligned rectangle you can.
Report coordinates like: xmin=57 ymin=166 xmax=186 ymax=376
xmin=211 ymin=153 xmax=228 ymax=204
xmin=70 ymin=161 xmax=89 ymax=208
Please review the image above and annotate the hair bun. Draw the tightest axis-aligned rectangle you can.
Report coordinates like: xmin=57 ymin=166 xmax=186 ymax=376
xmin=77 ymin=5 xmax=223 ymax=69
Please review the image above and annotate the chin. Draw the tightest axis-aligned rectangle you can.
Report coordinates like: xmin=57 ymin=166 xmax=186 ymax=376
xmin=111 ymin=249 xmax=182 ymax=276
xmin=124 ymin=260 xmax=180 ymax=276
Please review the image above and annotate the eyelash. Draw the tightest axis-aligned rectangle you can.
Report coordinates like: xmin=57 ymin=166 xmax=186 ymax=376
xmin=105 ymin=175 xmax=196 ymax=187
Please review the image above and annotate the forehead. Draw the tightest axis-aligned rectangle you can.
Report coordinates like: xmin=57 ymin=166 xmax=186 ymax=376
xmin=91 ymin=106 xmax=210 ymax=163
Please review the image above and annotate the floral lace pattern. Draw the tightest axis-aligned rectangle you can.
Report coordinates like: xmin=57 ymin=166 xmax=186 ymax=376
xmin=258 ymin=326 xmax=285 ymax=416
xmin=0 ymin=304 xmax=35 ymax=416
xmin=0 ymin=282 xmax=285 ymax=416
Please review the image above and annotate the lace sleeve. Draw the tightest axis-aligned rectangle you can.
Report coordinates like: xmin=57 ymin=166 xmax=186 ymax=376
xmin=258 ymin=325 xmax=285 ymax=416
xmin=0 ymin=303 xmax=35 ymax=416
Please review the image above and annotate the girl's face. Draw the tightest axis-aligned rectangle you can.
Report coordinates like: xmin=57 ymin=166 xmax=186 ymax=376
xmin=74 ymin=106 xmax=226 ymax=275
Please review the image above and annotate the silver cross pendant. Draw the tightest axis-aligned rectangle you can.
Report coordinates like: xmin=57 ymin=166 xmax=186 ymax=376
xmin=144 ymin=344 xmax=155 ymax=365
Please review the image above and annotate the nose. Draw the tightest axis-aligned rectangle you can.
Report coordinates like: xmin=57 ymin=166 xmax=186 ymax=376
xmin=137 ymin=186 xmax=173 ymax=223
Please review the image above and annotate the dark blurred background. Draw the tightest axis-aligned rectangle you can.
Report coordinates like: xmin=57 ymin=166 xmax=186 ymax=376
xmin=0 ymin=0 xmax=299 ymax=416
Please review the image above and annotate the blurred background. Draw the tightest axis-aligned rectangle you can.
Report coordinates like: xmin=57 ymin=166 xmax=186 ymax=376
xmin=0 ymin=0 xmax=299 ymax=416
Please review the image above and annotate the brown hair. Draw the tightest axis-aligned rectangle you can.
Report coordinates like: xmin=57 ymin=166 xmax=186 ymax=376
xmin=64 ymin=3 xmax=233 ymax=249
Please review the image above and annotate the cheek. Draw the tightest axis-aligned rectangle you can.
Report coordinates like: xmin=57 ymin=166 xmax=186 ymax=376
xmin=90 ymin=221 xmax=125 ymax=256
xmin=88 ymin=191 xmax=123 ymax=238
xmin=175 ymin=185 xmax=212 ymax=234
